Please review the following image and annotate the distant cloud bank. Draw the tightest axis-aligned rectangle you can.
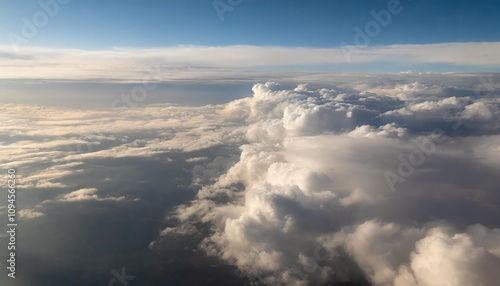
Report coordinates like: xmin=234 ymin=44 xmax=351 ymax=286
xmin=0 ymin=42 xmax=499 ymax=80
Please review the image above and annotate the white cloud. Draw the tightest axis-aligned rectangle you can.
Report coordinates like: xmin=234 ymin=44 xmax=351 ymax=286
xmin=39 ymin=188 xmax=125 ymax=203
xmin=185 ymin=157 xmax=209 ymax=163
xmin=155 ymin=78 xmax=500 ymax=285
xmin=398 ymin=228 xmax=500 ymax=286
xmin=18 ymin=209 xmax=45 ymax=220
xmin=320 ymin=221 xmax=500 ymax=286
xmin=1 ymin=42 xmax=499 ymax=80
xmin=3 ymin=73 xmax=500 ymax=285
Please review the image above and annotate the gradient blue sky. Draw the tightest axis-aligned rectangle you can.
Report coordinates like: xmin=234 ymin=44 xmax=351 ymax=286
xmin=2 ymin=0 xmax=499 ymax=48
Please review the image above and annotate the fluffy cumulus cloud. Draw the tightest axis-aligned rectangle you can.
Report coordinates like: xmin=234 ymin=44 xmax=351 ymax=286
xmin=52 ymin=188 xmax=125 ymax=202
xmin=18 ymin=209 xmax=45 ymax=220
xmin=320 ymin=221 xmax=500 ymax=286
xmin=155 ymin=75 xmax=500 ymax=285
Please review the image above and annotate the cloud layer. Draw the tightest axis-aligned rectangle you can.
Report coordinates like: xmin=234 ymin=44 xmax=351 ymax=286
xmin=1 ymin=73 xmax=499 ymax=285
xmin=1 ymin=42 xmax=499 ymax=80
xmin=156 ymin=76 xmax=500 ymax=285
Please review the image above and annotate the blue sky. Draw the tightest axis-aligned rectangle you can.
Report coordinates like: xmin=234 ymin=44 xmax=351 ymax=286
xmin=1 ymin=0 xmax=499 ymax=73
xmin=2 ymin=0 xmax=500 ymax=48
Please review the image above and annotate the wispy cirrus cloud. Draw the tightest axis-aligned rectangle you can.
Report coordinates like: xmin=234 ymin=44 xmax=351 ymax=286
xmin=0 ymin=42 xmax=499 ymax=80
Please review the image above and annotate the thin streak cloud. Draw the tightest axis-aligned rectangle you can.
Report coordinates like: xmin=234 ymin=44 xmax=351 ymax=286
xmin=0 ymin=42 xmax=499 ymax=80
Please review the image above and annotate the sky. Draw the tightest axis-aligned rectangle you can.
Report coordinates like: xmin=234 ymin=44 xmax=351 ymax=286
xmin=2 ymin=0 xmax=500 ymax=48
